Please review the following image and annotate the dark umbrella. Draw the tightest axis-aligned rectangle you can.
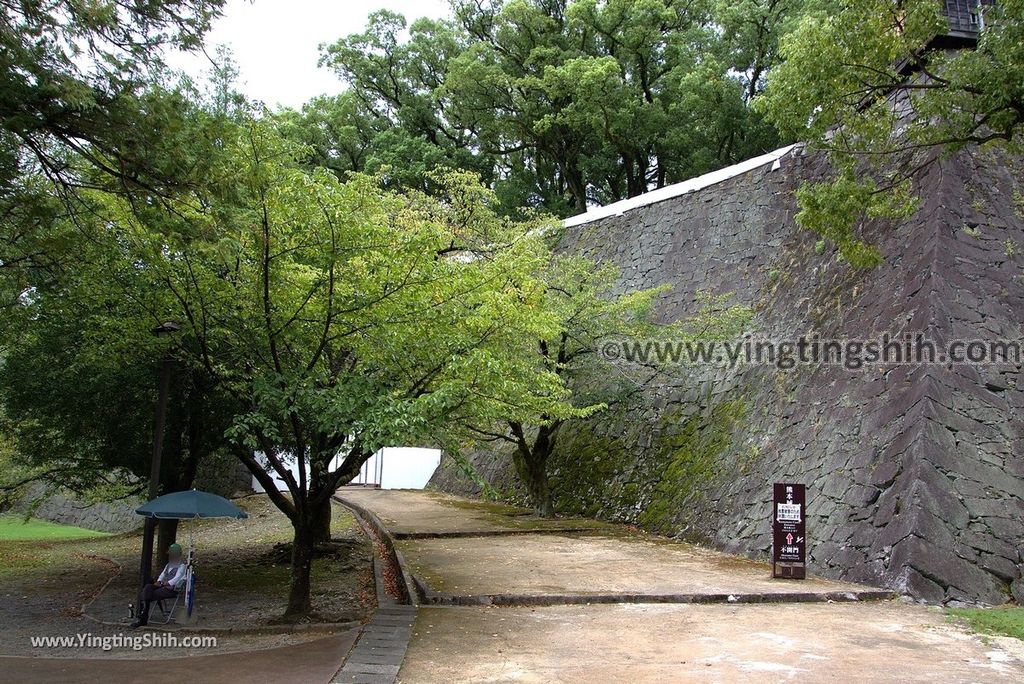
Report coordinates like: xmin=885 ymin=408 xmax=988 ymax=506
xmin=135 ymin=489 xmax=245 ymax=624
xmin=135 ymin=489 xmax=249 ymax=520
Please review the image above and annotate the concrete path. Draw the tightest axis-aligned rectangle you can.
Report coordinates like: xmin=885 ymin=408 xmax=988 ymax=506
xmin=400 ymin=604 xmax=1024 ymax=683
xmin=340 ymin=489 xmax=608 ymax=539
xmin=338 ymin=489 xmax=887 ymax=605
xmin=333 ymin=605 xmax=416 ymax=684
xmin=337 ymin=489 xmax=1024 ymax=683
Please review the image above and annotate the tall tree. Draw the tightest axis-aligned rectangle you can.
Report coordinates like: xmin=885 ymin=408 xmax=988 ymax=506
xmin=755 ymin=0 xmax=1024 ymax=267
xmin=0 ymin=143 xmax=239 ymax=556
xmin=716 ymin=0 xmax=809 ymax=101
xmin=458 ymin=257 xmax=663 ymax=515
xmin=319 ymin=0 xmax=789 ymax=216
xmin=0 ymin=0 xmax=226 ymax=196
xmin=459 ymin=256 xmax=751 ymax=516
xmin=1 ymin=1 xmax=229 ymax=341
xmin=72 ymin=120 xmax=577 ymax=618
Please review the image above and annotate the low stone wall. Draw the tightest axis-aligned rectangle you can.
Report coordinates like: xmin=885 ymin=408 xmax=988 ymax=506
xmin=8 ymin=455 xmax=252 ymax=533
xmin=194 ymin=454 xmax=254 ymax=498
xmin=12 ymin=482 xmax=141 ymax=533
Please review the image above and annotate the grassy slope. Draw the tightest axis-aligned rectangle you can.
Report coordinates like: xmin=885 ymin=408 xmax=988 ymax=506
xmin=0 ymin=514 xmax=110 ymax=541
xmin=948 ymin=606 xmax=1024 ymax=641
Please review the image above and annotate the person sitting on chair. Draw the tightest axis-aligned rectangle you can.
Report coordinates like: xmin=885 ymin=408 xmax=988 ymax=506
xmin=132 ymin=542 xmax=187 ymax=627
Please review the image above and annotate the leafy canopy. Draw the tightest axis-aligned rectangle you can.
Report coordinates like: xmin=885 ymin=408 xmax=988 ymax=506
xmin=309 ymin=0 xmax=795 ymax=215
xmin=756 ymin=0 xmax=1024 ymax=267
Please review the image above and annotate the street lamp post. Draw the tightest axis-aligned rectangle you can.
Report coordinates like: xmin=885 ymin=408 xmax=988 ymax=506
xmin=139 ymin=321 xmax=180 ymax=587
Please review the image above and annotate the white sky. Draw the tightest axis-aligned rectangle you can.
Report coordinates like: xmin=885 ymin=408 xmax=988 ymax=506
xmin=163 ymin=0 xmax=452 ymax=110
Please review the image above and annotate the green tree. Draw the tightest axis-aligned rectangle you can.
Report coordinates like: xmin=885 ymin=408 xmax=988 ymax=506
xmin=755 ymin=0 xmax=1024 ymax=267
xmin=72 ymin=120 xmax=575 ymax=618
xmin=0 ymin=150 xmax=240 ymax=555
xmin=1 ymin=1 xmax=230 ymax=346
xmin=319 ymin=0 xmax=787 ymax=215
xmin=0 ymin=0 xmax=226 ymax=203
xmin=0 ymin=43 xmax=250 ymax=550
xmin=457 ymin=257 xmax=660 ymax=515
xmin=0 ymin=418 xmax=36 ymax=509
xmin=459 ymin=255 xmax=752 ymax=516
xmin=318 ymin=11 xmax=491 ymax=191
xmin=716 ymin=0 xmax=809 ymax=101
xmin=0 ymin=310 xmax=237 ymax=545
xmin=276 ymin=93 xmax=384 ymax=179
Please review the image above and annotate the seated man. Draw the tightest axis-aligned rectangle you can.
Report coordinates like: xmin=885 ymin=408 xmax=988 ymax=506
xmin=131 ymin=542 xmax=187 ymax=627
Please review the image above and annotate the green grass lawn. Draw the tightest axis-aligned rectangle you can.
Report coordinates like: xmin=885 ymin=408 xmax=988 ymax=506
xmin=948 ymin=606 xmax=1024 ymax=641
xmin=0 ymin=514 xmax=110 ymax=541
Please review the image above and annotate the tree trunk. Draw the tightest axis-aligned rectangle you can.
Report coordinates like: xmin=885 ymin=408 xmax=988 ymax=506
xmin=311 ymin=496 xmax=332 ymax=544
xmin=529 ymin=424 xmax=558 ymax=517
xmin=156 ymin=519 xmax=179 ymax=569
xmin=285 ymin=518 xmax=314 ymax=619
xmin=526 ymin=457 xmax=553 ymax=518
xmin=512 ymin=442 xmax=554 ymax=518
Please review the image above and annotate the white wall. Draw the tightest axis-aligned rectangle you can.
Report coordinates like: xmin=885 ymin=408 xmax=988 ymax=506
xmin=250 ymin=447 xmax=441 ymax=493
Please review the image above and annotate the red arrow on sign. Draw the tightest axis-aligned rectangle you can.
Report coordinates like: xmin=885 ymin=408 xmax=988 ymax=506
xmin=786 ymin=533 xmax=794 ymax=545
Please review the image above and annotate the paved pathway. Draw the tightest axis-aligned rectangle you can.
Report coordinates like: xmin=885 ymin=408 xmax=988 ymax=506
xmin=400 ymin=603 xmax=1024 ymax=683
xmin=337 ymin=489 xmax=1024 ymax=683
xmin=333 ymin=605 xmax=416 ymax=684
xmin=339 ymin=489 xmax=886 ymax=605
xmin=0 ymin=630 xmax=358 ymax=684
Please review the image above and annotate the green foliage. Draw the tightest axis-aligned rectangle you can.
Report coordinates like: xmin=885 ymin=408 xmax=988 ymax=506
xmin=0 ymin=87 xmax=241 ymax=499
xmin=455 ymin=248 xmax=752 ymax=514
xmin=1 ymin=0 xmax=640 ymax=587
xmin=948 ymin=606 xmax=1024 ymax=641
xmin=311 ymin=0 xmax=797 ymax=215
xmin=639 ymin=399 xmax=746 ymax=533
xmin=715 ymin=0 xmax=810 ymax=99
xmin=794 ymin=172 xmax=917 ymax=268
xmin=2 ymin=109 xmax=590 ymax=613
xmin=0 ymin=428 xmax=33 ymax=507
xmin=756 ymin=0 xmax=1024 ymax=266
xmin=97 ymin=125 xmax=567 ymax=470
xmin=454 ymin=251 xmax=673 ymax=514
xmin=0 ymin=0 xmax=227 ymax=206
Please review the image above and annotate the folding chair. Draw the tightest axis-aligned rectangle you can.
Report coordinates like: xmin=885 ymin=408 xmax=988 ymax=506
xmin=156 ymin=545 xmax=194 ymax=624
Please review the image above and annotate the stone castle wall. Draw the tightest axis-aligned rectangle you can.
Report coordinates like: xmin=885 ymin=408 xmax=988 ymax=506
xmin=9 ymin=455 xmax=252 ymax=533
xmin=432 ymin=146 xmax=1024 ymax=605
xmin=11 ymin=482 xmax=142 ymax=532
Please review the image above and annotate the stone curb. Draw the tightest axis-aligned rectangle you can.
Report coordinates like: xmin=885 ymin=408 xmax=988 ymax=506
xmin=391 ymin=527 xmax=603 ymax=540
xmin=333 ymin=494 xmax=420 ymax=606
xmin=414 ymin=579 xmax=896 ymax=607
xmin=332 ymin=605 xmax=417 ymax=684
xmin=371 ymin=556 xmax=392 ymax=608
xmin=332 ymin=494 xmax=420 ymax=684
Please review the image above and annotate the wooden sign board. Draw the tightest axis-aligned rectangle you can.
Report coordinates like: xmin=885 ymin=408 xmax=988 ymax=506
xmin=772 ymin=482 xmax=806 ymax=579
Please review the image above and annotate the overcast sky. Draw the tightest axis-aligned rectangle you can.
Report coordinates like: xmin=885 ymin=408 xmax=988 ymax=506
xmin=163 ymin=0 xmax=452 ymax=110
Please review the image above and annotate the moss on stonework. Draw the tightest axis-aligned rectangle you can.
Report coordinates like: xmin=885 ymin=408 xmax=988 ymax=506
xmin=547 ymin=430 xmax=636 ymax=517
xmin=638 ymin=399 xmax=746 ymax=533
xmin=542 ymin=397 xmax=746 ymax=532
